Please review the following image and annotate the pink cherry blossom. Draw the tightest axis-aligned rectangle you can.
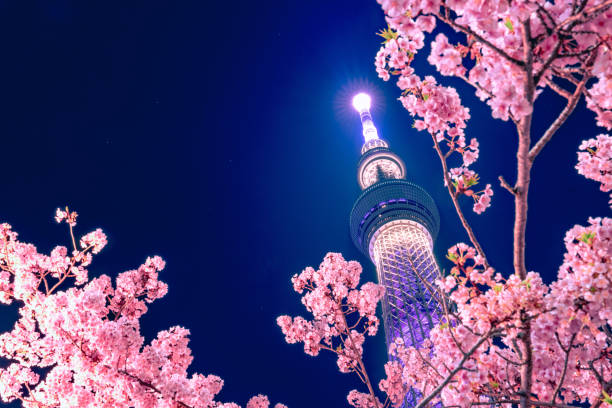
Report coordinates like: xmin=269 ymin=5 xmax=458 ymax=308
xmin=55 ymin=207 xmax=78 ymax=227
xmin=346 ymin=389 xmax=382 ymax=408
xmin=245 ymin=394 xmax=287 ymax=408
xmin=375 ymin=0 xmax=611 ymax=224
xmin=277 ymin=253 xmax=384 ymax=407
xmin=79 ymin=228 xmax=108 ymax=254
xmin=576 ymin=134 xmax=612 ymax=207
xmin=0 ymin=209 xmax=277 ymax=408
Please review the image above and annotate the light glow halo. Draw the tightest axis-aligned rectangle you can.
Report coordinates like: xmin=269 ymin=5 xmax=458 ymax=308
xmin=352 ymin=93 xmax=371 ymax=113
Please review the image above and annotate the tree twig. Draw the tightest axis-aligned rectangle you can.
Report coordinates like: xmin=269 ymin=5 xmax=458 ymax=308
xmin=438 ymin=11 xmax=525 ymax=67
xmin=529 ymin=56 xmax=593 ymax=162
xmin=551 ymin=333 xmax=576 ymax=403
xmin=431 ymin=138 xmax=490 ymax=269
xmin=498 ymin=175 xmax=517 ymax=195
xmin=414 ymin=330 xmax=498 ymax=408
xmin=554 ymin=0 xmax=612 ymax=31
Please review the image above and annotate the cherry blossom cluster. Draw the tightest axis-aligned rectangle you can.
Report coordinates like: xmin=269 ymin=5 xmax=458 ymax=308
xmin=587 ymin=49 xmax=612 ymax=129
xmin=277 ymin=253 xmax=385 ymax=406
xmin=378 ymin=34 xmax=493 ymax=214
xmin=448 ymin=167 xmax=494 ymax=214
xmin=366 ymin=134 xmax=612 ymax=407
xmin=246 ymin=395 xmax=287 ymax=408
xmin=472 ymin=184 xmax=494 ymax=214
xmin=539 ymin=217 xmax=612 ymax=404
xmin=346 ymin=389 xmax=383 ymax=408
xmin=55 ymin=207 xmax=78 ymax=226
xmin=79 ymin=228 xmax=108 ymax=254
xmin=378 ymin=359 xmax=409 ymax=407
xmin=0 ymin=209 xmax=283 ymax=408
xmin=373 ymin=228 xmax=611 ymax=408
xmin=376 ymin=0 xmax=612 ymax=127
xmin=375 ymin=0 xmax=612 ymax=219
xmin=576 ymin=134 xmax=612 ymax=207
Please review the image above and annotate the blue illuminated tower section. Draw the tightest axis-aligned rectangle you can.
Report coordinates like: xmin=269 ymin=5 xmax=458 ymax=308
xmin=349 ymin=94 xmax=443 ymax=357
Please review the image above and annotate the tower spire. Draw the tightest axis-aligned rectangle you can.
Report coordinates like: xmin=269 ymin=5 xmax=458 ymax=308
xmin=351 ymin=93 xmax=406 ymax=189
xmin=348 ymin=93 xmax=443 ymax=408
xmin=352 ymin=93 xmax=379 ymax=142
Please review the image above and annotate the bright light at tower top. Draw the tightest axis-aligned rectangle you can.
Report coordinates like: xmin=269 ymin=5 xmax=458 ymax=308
xmin=352 ymin=92 xmax=379 ymax=142
xmin=352 ymin=93 xmax=371 ymax=113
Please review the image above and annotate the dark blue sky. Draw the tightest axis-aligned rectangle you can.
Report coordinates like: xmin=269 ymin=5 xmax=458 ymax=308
xmin=0 ymin=1 xmax=609 ymax=407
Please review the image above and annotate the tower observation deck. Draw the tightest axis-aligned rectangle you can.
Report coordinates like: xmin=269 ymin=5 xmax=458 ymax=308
xmin=348 ymin=94 xmax=444 ymax=392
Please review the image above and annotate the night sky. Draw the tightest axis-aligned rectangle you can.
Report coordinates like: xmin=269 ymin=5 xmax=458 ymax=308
xmin=0 ymin=1 xmax=609 ymax=407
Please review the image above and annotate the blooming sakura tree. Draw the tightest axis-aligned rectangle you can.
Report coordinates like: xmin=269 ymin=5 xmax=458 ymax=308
xmin=277 ymin=253 xmax=386 ymax=407
xmin=0 ymin=208 xmax=285 ymax=408
xmin=277 ymin=0 xmax=612 ymax=408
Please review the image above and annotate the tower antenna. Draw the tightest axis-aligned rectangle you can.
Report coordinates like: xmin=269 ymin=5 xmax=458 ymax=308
xmin=348 ymin=93 xmax=443 ymax=407
xmin=352 ymin=93 xmax=379 ymax=142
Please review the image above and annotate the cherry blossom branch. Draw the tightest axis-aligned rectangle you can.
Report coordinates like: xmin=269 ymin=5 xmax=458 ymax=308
xmin=498 ymin=175 xmax=517 ymax=195
xmin=456 ymin=75 xmax=519 ymax=123
xmin=46 ymin=244 xmax=93 ymax=295
xmin=528 ymin=73 xmax=590 ymax=162
xmin=554 ymin=0 xmax=612 ymax=31
xmin=553 ymin=68 xmax=581 ymax=86
xmin=431 ymin=138 xmax=490 ymax=269
xmin=545 ymin=78 xmax=572 ymax=99
xmin=495 ymin=349 xmax=522 ymax=366
xmin=516 ymin=20 xmax=535 ymax=280
xmin=551 ymin=333 xmax=576 ymax=404
xmin=119 ymin=370 xmax=193 ymax=408
xmin=68 ymin=223 xmax=77 ymax=253
xmin=517 ymin=20 xmax=536 ymax=408
xmin=589 ymin=381 xmax=612 ymax=408
xmin=437 ymin=10 xmax=524 ymax=67
xmin=413 ymin=329 xmax=499 ymax=408
xmin=473 ymin=399 xmax=578 ymax=408
xmin=533 ymin=3 xmax=603 ymax=84
xmin=21 ymin=384 xmax=50 ymax=408
xmin=338 ymin=309 xmax=381 ymax=408
xmin=535 ymin=40 xmax=563 ymax=85
xmin=457 ymin=74 xmax=493 ymax=98
xmin=403 ymin=255 xmax=479 ymax=367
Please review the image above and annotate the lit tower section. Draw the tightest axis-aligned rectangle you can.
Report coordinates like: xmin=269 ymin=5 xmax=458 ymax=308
xmin=349 ymin=93 xmax=443 ymax=352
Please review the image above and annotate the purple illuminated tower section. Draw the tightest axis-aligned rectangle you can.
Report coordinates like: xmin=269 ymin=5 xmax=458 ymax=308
xmin=348 ymin=94 xmax=443 ymax=404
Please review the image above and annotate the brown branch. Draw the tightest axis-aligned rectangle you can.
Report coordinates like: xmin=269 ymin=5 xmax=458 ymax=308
xmin=553 ymin=68 xmax=581 ymax=86
xmin=545 ymin=78 xmax=572 ymax=99
xmin=46 ymin=245 xmax=93 ymax=295
xmin=495 ymin=349 xmax=522 ymax=366
xmin=437 ymin=12 xmax=525 ymax=67
xmin=403 ymin=256 xmax=471 ymax=373
xmin=431 ymin=138 xmax=490 ymax=269
xmin=68 ymin=222 xmax=77 ymax=253
xmin=119 ymin=370 xmax=193 ymax=408
xmin=536 ymin=0 xmax=607 ymax=83
xmin=556 ymin=43 xmax=602 ymax=58
xmin=529 ymin=55 xmax=593 ymax=162
xmin=589 ymin=381 xmax=612 ymax=408
xmin=517 ymin=20 xmax=536 ymax=408
xmin=498 ymin=175 xmax=517 ymax=195
xmin=535 ymin=38 xmax=563 ymax=85
xmin=405 ymin=256 xmax=448 ymax=317
xmin=551 ymin=333 xmax=576 ymax=403
xmin=339 ymin=308 xmax=381 ymax=408
xmin=554 ymin=0 xmax=612 ymax=31
xmin=414 ymin=330 xmax=498 ymax=408
xmin=473 ymin=399 xmax=579 ymax=408
xmin=536 ymin=5 xmax=557 ymax=33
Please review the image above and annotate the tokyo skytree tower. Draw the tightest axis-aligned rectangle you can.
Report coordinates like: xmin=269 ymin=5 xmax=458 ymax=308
xmin=348 ymin=93 xmax=443 ymax=358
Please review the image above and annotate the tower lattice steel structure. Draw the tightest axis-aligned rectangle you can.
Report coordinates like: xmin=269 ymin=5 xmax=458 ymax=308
xmin=348 ymin=95 xmax=443 ymax=405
